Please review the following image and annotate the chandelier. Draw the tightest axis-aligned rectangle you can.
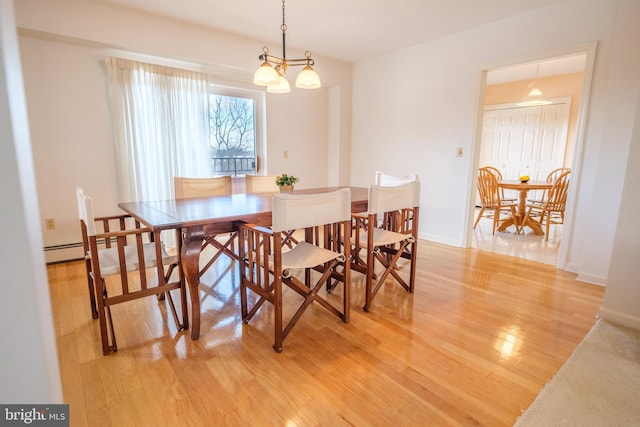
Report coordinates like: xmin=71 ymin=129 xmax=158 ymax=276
xmin=253 ymin=0 xmax=321 ymax=93
xmin=516 ymin=63 xmax=552 ymax=107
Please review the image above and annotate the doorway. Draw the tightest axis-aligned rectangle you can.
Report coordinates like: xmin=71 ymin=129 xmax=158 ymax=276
xmin=470 ymin=49 xmax=593 ymax=266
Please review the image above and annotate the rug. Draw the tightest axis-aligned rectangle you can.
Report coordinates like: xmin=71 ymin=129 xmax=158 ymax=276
xmin=514 ymin=319 xmax=640 ymax=426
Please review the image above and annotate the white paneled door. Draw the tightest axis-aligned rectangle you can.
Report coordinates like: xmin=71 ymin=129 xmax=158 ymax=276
xmin=480 ymin=100 xmax=570 ymax=181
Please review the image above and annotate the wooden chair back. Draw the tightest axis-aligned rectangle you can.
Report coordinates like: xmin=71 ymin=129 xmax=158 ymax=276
xmin=245 ymin=175 xmax=279 ymax=193
xmin=483 ymin=166 xmax=503 ymax=181
xmin=477 ymin=167 xmax=503 ymax=207
xmin=174 ymin=176 xmax=232 ymax=199
xmin=546 ymin=167 xmax=571 ymax=184
xmin=174 ymin=176 xmax=239 ymax=270
xmin=543 ymin=169 xmax=571 ymax=210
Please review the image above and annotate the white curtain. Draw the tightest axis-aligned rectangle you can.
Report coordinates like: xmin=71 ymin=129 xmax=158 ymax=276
xmin=105 ymin=57 xmax=211 ymax=203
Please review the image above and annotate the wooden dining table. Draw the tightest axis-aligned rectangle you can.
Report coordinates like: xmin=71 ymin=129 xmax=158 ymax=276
xmin=497 ymin=180 xmax=552 ymax=235
xmin=118 ymin=186 xmax=369 ymax=340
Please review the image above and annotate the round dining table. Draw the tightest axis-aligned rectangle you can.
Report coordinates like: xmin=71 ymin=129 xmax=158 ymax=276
xmin=497 ymin=180 xmax=552 ymax=234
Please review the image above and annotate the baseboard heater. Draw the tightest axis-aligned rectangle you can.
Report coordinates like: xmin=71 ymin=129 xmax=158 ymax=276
xmin=44 ymin=238 xmax=115 ymax=264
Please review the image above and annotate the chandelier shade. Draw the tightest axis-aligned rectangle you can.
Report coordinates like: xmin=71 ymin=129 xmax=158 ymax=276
xmin=267 ymin=72 xmax=291 ymax=93
xmin=516 ymin=63 xmax=552 ymax=107
xmin=295 ymin=65 xmax=321 ymax=89
xmin=253 ymin=0 xmax=321 ymax=93
xmin=253 ymin=61 xmax=280 ymax=86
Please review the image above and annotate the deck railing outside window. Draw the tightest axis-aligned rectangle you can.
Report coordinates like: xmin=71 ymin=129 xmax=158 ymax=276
xmin=211 ymin=156 xmax=255 ymax=176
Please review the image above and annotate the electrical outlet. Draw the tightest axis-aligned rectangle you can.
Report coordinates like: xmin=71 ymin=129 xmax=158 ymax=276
xmin=45 ymin=218 xmax=56 ymax=230
xmin=283 ymin=150 xmax=288 ymax=159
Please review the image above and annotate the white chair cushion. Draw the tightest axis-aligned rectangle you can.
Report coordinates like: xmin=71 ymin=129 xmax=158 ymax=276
xmin=265 ymin=241 xmax=344 ymax=279
xmin=359 ymin=228 xmax=414 ymax=248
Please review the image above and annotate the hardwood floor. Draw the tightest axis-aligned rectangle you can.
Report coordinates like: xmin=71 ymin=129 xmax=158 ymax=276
xmin=48 ymin=240 xmax=604 ymax=426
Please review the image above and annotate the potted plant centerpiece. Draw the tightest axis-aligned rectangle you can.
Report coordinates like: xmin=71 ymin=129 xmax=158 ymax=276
xmin=275 ymin=174 xmax=299 ymax=192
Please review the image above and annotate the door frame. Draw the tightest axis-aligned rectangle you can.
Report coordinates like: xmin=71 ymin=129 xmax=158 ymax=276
xmin=466 ymin=42 xmax=598 ymax=271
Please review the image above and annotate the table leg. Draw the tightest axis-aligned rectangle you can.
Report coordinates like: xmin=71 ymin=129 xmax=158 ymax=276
xmin=522 ymin=215 xmax=545 ymax=235
xmin=514 ymin=189 xmax=529 ymax=233
xmin=498 ymin=188 xmax=528 ymax=233
xmin=496 ymin=185 xmax=548 ymax=236
xmin=513 ymin=188 xmax=545 ymax=235
xmin=181 ymin=225 xmax=204 ymax=340
xmin=522 ymin=212 xmax=544 ymax=236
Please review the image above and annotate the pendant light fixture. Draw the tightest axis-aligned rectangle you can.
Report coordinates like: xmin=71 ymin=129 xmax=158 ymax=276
xmin=516 ymin=63 xmax=552 ymax=107
xmin=253 ymin=0 xmax=321 ymax=93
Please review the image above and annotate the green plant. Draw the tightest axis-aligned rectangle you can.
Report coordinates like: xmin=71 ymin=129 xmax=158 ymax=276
xmin=275 ymin=174 xmax=299 ymax=187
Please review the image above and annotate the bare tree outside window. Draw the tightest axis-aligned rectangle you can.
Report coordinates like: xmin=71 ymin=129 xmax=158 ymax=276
xmin=209 ymin=94 xmax=257 ymax=175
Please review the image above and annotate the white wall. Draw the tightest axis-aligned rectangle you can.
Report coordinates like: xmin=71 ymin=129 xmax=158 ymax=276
xmin=601 ymin=91 xmax=640 ymax=329
xmin=0 ymin=0 xmax=62 ymax=402
xmin=15 ymin=0 xmax=352 ymax=262
xmin=351 ymin=0 xmax=640 ymax=299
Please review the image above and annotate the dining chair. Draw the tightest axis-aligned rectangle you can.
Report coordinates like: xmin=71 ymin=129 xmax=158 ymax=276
xmin=528 ymin=167 xmax=571 ymax=205
xmin=237 ymin=188 xmax=352 ymax=352
xmin=244 ymin=175 xmax=280 ymax=193
xmin=474 ymin=167 xmax=518 ymax=234
xmin=76 ymin=187 xmax=147 ymax=320
xmin=523 ymin=169 xmax=571 ymax=241
xmin=80 ymin=193 xmax=188 ymax=354
xmin=369 ymin=171 xmax=419 ymax=254
xmin=482 ymin=166 xmax=517 ymax=202
xmin=351 ymin=181 xmax=420 ymax=312
xmin=174 ymin=175 xmax=238 ymax=276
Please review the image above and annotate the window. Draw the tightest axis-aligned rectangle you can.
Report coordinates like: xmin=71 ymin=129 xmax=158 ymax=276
xmin=106 ymin=57 xmax=267 ymax=204
xmin=209 ymin=86 xmax=265 ymax=176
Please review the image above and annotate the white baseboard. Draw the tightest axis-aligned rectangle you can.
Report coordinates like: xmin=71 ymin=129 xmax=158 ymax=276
xmin=599 ymin=308 xmax=640 ymax=331
xmin=576 ymin=272 xmax=607 ymax=286
xmin=44 ymin=244 xmax=84 ymax=264
xmin=418 ymin=232 xmax=462 ymax=248
xmin=562 ymin=262 xmax=580 ymax=274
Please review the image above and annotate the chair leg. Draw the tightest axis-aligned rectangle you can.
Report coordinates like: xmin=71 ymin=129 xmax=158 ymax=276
xmin=473 ymin=207 xmax=485 ymax=229
xmin=363 ymin=241 xmax=410 ymax=312
xmin=162 ymin=263 xmax=188 ymax=331
xmin=364 ymin=246 xmax=376 ymax=312
xmin=85 ymin=259 xmax=98 ymax=319
xmin=276 ymin=261 xmax=343 ymax=351
xmin=492 ymin=208 xmax=499 ymax=234
xmin=96 ymin=278 xmax=117 ymax=355
xmin=273 ymin=277 xmax=283 ymax=353
xmin=104 ymin=305 xmax=117 ymax=354
xmin=545 ymin=211 xmax=551 ymax=241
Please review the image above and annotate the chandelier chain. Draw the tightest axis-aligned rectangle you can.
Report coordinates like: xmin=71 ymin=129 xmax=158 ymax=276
xmin=252 ymin=0 xmax=321 ymax=91
xmin=281 ymin=0 xmax=287 ymax=33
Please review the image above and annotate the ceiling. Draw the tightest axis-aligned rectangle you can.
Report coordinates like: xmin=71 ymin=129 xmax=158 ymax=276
xmin=92 ymin=0 xmax=585 ymax=82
